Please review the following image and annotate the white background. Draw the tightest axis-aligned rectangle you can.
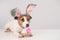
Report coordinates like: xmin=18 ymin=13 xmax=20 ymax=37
xmin=0 ymin=0 xmax=60 ymax=29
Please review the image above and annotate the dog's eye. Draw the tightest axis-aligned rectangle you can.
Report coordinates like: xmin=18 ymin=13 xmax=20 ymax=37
xmin=30 ymin=16 xmax=32 ymax=19
xmin=21 ymin=18 xmax=24 ymax=22
xmin=27 ymin=18 xmax=30 ymax=21
xmin=14 ymin=16 xmax=18 ymax=19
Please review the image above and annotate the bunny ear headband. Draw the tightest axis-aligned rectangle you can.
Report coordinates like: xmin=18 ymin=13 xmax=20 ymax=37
xmin=11 ymin=4 xmax=37 ymax=19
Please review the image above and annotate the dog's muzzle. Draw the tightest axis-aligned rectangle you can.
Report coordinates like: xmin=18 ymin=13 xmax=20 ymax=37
xmin=26 ymin=24 xmax=29 ymax=27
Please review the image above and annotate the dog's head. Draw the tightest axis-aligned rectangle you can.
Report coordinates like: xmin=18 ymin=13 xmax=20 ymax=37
xmin=11 ymin=4 xmax=36 ymax=28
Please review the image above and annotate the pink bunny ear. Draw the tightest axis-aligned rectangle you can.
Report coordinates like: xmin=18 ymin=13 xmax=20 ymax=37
xmin=26 ymin=4 xmax=37 ymax=14
xmin=15 ymin=8 xmax=21 ymax=17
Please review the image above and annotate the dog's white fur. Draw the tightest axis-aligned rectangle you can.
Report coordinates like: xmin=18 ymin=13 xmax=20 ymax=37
xmin=4 ymin=17 xmax=29 ymax=37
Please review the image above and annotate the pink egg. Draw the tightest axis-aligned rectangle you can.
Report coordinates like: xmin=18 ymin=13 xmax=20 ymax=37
xmin=26 ymin=27 xmax=32 ymax=33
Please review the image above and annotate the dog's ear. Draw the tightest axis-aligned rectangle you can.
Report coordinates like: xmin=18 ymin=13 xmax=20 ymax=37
xmin=26 ymin=4 xmax=37 ymax=15
xmin=11 ymin=8 xmax=21 ymax=19
xmin=30 ymin=16 xmax=32 ymax=19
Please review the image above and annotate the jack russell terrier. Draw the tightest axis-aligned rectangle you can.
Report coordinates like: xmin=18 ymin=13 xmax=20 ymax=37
xmin=4 ymin=4 xmax=37 ymax=38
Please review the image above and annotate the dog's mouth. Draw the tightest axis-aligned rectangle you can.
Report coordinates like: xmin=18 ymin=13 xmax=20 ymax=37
xmin=20 ymin=24 xmax=29 ymax=29
xmin=21 ymin=26 xmax=29 ymax=29
xmin=22 ymin=26 xmax=29 ymax=29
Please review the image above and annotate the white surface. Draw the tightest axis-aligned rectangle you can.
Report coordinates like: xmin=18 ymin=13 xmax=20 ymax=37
xmin=0 ymin=0 xmax=60 ymax=29
xmin=0 ymin=29 xmax=60 ymax=40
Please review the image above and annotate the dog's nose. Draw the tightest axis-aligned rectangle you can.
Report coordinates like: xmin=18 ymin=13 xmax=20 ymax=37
xmin=26 ymin=24 xmax=29 ymax=27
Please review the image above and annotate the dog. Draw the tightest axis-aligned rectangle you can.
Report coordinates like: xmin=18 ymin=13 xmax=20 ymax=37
xmin=4 ymin=4 xmax=36 ymax=38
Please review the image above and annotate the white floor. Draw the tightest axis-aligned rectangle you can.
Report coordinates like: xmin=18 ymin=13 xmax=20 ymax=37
xmin=0 ymin=29 xmax=60 ymax=40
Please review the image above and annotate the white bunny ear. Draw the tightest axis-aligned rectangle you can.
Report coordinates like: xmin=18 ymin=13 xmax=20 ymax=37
xmin=26 ymin=4 xmax=37 ymax=14
xmin=11 ymin=8 xmax=17 ymax=17
xmin=11 ymin=8 xmax=21 ymax=17
xmin=11 ymin=8 xmax=21 ymax=19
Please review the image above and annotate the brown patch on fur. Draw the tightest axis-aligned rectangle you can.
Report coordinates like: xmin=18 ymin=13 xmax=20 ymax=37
xmin=4 ymin=28 xmax=11 ymax=32
xmin=19 ymin=16 xmax=24 ymax=25
xmin=14 ymin=16 xmax=18 ymax=19
xmin=26 ymin=16 xmax=30 ymax=21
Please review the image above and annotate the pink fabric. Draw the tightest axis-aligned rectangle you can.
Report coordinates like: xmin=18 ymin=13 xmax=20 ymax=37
xmin=26 ymin=27 xmax=32 ymax=33
xmin=16 ymin=9 xmax=20 ymax=16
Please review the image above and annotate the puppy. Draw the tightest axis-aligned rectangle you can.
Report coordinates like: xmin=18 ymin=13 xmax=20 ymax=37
xmin=4 ymin=4 xmax=36 ymax=38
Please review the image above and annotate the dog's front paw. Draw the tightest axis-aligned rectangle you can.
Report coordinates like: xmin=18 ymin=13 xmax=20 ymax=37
xmin=18 ymin=35 xmax=24 ymax=38
xmin=27 ymin=33 xmax=32 ymax=37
